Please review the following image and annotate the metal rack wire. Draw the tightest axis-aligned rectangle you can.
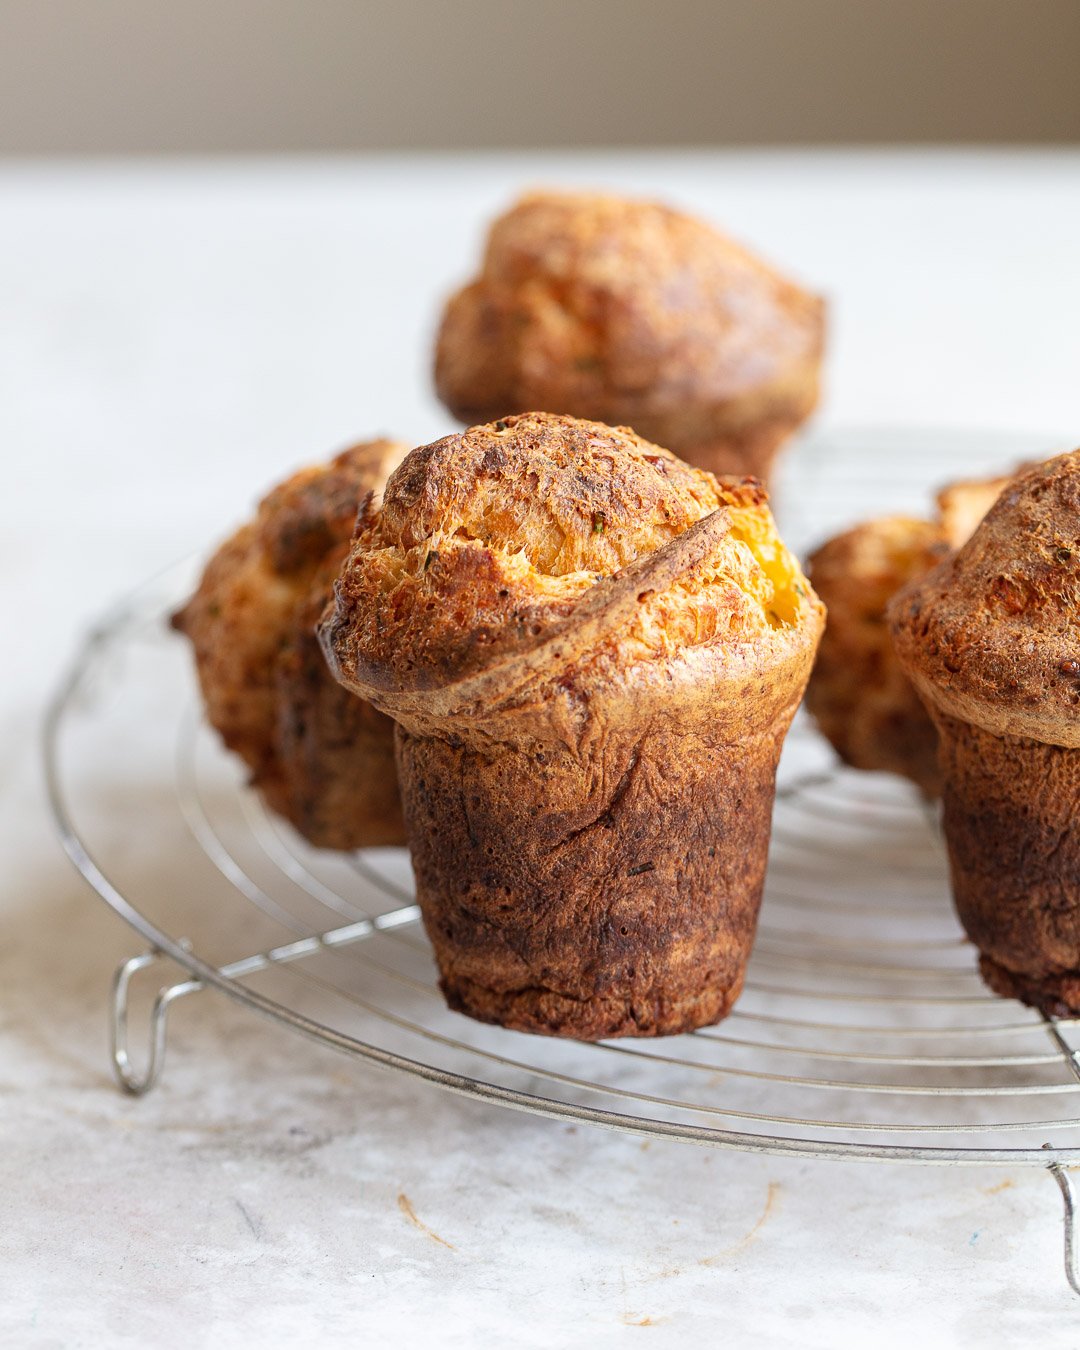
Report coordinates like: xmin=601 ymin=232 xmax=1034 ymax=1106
xmin=44 ymin=427 xmax=1080 ymax=1296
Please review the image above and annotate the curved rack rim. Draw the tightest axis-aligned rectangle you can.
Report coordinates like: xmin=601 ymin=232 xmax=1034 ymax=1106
xmin=41 ymin=578 xmax=1080 ymax=1169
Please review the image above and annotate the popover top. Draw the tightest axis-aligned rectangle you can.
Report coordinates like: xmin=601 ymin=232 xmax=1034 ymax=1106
xmin=321 ymin=413 xmax=822 ymax=723
xmin=254 ymin=439 xmax=409 ymax=577
xmin=890 ymin=450 xmax=1080 ymax=748
xmin=434 ymin=191 xmax=825 ymax=432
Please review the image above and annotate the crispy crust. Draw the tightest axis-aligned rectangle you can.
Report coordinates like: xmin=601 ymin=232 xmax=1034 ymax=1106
xmin=323 ymin=414 xmax=804 ymax=703
xmin=934 ymin=712 xmax=1080 ymax=1016
xmin=890 ymin=450 xmax=1080 ymax=1014
xmin=395 ymin=717 xmax=776 ymax=1037
xmin=434 ymin=192 xmax=825 ymax=481
xmin=173 ymin=439 xmax=409 ymax=849
xmin=805 ymin=471 xmax=1016 ymax=792
xmin=891 ymin=452 xmax=1080 ymax=748
xmin=322 ymin=413 xmax=824 ymax=1038
xmin=978 ymin=956 xmax=1080 ymax=1019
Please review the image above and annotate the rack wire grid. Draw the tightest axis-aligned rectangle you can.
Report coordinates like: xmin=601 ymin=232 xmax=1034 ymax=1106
xmin=44 ymin=427 xmax=1080 ymax=1297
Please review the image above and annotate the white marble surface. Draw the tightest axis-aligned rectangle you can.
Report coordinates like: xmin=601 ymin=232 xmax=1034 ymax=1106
xmin=4 ymin=150 xmax=1080 ymax=1348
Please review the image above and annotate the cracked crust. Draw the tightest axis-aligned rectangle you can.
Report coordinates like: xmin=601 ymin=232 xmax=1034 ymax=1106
xmin=322 ymin=412 xmax=824 ymax=1038
xmin=172 ymin=439 xmax=409 ymax=848
xmin=890 ymin=450 xmax=1080 ymax=1014
xmin=805 ymin=470 xmax=1014 ymax=793
xmin=434 ymin=191 xmax=825 ymax=482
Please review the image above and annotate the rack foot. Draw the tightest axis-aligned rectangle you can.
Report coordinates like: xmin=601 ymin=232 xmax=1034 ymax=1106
xmin=1046 ymin=1148 xmax=1080 ymax=1299
xmin=110 ymin=949 xmax=202 ymax=1095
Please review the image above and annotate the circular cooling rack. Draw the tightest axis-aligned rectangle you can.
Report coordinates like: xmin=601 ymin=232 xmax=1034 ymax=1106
xmin=44 ymin=427 xmax=1080 ymax=1175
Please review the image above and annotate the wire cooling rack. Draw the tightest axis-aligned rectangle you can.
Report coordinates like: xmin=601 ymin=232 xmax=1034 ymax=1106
xmin=44 ymin=427 xmax=1080 ymax=1295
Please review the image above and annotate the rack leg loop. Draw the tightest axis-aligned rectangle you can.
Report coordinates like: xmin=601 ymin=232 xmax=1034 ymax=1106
xmin=1045 ymin=1146 xmax=1080 ymax=1299
xmin=110 ymin=949 xmax=202 ymax=1096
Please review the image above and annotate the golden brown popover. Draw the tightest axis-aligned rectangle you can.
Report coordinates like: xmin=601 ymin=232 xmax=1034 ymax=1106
xmin=173 ymin=439 xmax=409 ymax=849
xmin=321 ymin=412 xmax=824 ymax=1039
xmin=434 ymin=192 xmax=825 ymax=482
xmin=805 ymin=471 xmax=1013 ymax=794
xmin=805 ymin=516 xmax=950 ymax=795
xmin=891 ymin=451 xmax=1080 ymax=1014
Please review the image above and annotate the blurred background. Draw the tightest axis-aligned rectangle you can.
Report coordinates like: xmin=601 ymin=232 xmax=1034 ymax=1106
xmin=2 ymin=0 xmax=1079 ymax=154
xmin=4 ymin=0 xmax=1079 ymax=556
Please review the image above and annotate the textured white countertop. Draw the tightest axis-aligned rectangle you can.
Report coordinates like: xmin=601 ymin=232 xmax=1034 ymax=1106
xmin=5 ymin=150 xmax=1080 ymax=1348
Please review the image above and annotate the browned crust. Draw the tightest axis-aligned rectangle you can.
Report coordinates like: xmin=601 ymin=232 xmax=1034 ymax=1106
xmin=932 ymin=712 xmax=1080 ymax=1015
xmin=978 ymin=956 xmax=1080 ymax=1019
xmin=888 ymin=456 xmax=1080 ymax=1013
xmin=322 ymin=412 xmax=824 ymax=1038
xmin=256 ymin=440 xmax=407 ymax=575
xmin=433 ymin=191 xmax=825 ymax=480
xmin=172 ymin=522 xmax=288 ymax=785
xmin=891 ymin=451 xmax=1080 ymax=748
xmin=805 ymin=466 xmax=1023 ymax=792
xmin=806 ymin=516 xmax=949 ymax=794
xmin=398 ymin=722 xmax=778 ymax=1038
xmin=173 ymin=439 xmax=409 ymax=848
xmin=266 ymin=570 xmax=407 ymax=849
xmin=322 ymin=413 xmax=813 ymax=711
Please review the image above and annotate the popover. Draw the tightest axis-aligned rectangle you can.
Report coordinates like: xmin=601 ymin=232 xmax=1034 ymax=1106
xmin=173 ymin=439 xmax=408 ymax=849
xmin=890 ymin=451 xmax=1080 ymax=1014
xmin=321 ymin=412 xmax=824 ymax=1038
xmin=434 ymin=192 xmax=825 ymax=482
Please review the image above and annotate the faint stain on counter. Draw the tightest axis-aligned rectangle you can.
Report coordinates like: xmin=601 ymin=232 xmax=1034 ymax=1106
xmin=702 ymin=1180 xmax=781 ymax=1264
xmin=397 ymin=1192 xmax=457 ymax=1252
xmin=619 ymin=1263 xmax=668 ymax=1326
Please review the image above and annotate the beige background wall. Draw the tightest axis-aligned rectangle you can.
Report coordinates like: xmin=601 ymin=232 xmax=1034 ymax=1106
xmin=1 ymin=0 xmax=1078 ymax=153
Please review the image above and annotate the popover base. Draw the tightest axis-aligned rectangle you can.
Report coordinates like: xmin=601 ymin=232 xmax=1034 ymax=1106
xmin=935 ymin=712 xmax=1080 ymax=1016
xmin=397 ymin=716 xmax=784 ymax=1039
